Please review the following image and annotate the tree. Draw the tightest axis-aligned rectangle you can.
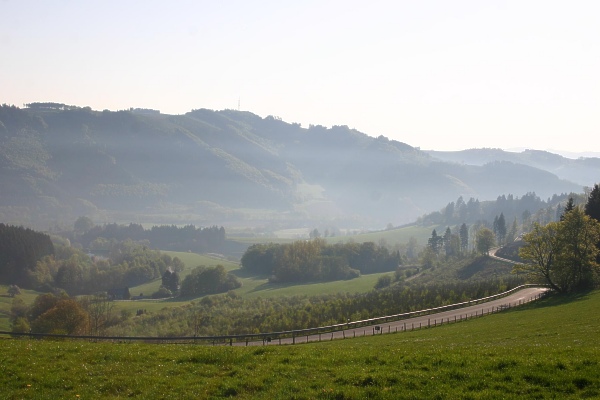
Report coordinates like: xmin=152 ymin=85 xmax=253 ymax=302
xmin=11 ymin=317 xmax=30 ymax=333
xmin=584 ymin=184 xmax=600 ymax=222
xmin=421 ymin=246 xmax=437 ymax=269
xmin=496 ymin=213 xmax=507 ymax=244
xmin=180 ymin=265 xmax=241 ymax=297
xmin=459 ymin=223 xmax=469 ymax=253
xmin=476 ymin=228 xmax=495 ymax=255
xmin=7 ymin=285 xmax=21 ymax=297
xmin=55 ymin=261 xmax=84 ymax=295
xmin=81 ymin=292 xmax=114 ymax=336
xmin=560 ymin=197 xmax=575 ymax=221
xmin=507 ymin=217 xmax=518 ymax=243
xmin=151 ymin=287 xmax=172 ymax=299
xmin=515 ymin=222 xmax=561 ymax=292
xmin=443 ymin=227 xmax=459 ymax=257
xmin=428 ymin=229 xmax=442 ymax=254
xmin=584 ymin=184 xmax=600 ymax=264
xmin=29 ymin=292 xmax=63 ymax=322
xmin=443 ymin=227 xmax=452 ymax=256
xmin=161 ymin=268 xmax=180 ymax=293
xmin=554 ymin=208 xmax=600 ymax=291
xmin=516 ymin=208 xmax=600 ymax=292
xmin=74 ymin=216 xmax=94 ymax=234
xmin=374 ymin=274 xmax=392 ymax=289
xmin=406 ymin=236 xmax=418 ymax=260
xmin=31 ymin=298 xmax=89 ymax=335
xmin=10 ymin=297 xmax=29 ymax=328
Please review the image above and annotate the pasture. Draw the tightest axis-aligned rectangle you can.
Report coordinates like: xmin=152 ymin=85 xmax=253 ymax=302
xmin=1 ymin=290 xmax=598 ymax=399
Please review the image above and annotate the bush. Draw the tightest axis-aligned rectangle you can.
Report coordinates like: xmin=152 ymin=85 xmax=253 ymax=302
xmin=180 ymin=265 xmax=241 ymax=298
xmin=151 ymin=287 xmax=172 ymax=299
xmin=374 ymin=275 xmax=393 ymax=289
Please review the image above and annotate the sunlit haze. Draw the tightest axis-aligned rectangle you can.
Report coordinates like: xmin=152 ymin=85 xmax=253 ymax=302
xmin=2 ymin=0 xmax=599 ymax=155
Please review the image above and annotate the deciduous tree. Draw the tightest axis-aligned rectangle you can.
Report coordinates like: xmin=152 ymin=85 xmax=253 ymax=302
xmin=476 ymin=228 xmax=495 ymax=255
xmin=31 ymin=298 xmax=89 ymax=335
xmin=516 ymin=208 xmax=600 ymax=292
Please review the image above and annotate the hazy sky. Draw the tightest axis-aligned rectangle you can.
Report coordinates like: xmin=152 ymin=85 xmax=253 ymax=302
xmin=2 ymin=1 xmax=599 ymax=155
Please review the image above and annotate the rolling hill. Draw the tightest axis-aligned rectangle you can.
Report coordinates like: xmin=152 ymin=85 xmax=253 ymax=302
xmin=0 ymin=104 xmax=587 ymax=230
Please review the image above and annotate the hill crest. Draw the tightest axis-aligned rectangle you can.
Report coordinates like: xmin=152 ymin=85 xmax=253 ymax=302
xmin=0 ymin=104 xmax=588 ymax=229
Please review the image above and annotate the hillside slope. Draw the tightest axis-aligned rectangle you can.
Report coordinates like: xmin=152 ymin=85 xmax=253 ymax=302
xmin=427 ymin=148 xmax=600 ymax=187
xmin=0 ymin=104 xmax=585 ymax=228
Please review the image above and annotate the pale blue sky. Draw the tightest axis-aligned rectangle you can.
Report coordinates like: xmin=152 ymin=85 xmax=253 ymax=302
xmin=2 ymin=1 xmax=599 ymax=155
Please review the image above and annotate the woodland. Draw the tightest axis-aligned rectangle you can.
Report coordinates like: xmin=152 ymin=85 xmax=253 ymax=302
xmin=2 ymin=184 xmax=600 ymax=338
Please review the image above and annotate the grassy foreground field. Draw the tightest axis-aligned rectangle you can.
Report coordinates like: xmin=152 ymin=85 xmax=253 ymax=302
xmin=1 ymin=290 xmax=599 ymax=399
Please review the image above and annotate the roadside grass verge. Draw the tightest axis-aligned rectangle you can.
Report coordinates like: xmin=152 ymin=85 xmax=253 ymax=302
xmin=1 ymin=290 xmax=598 ymax=399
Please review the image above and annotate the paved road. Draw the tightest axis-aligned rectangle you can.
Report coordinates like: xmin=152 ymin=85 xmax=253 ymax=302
xmin=489 ymin=247 xmax=520 ymax=264
xmin=236 ymin=286 xmax=548 ymax=346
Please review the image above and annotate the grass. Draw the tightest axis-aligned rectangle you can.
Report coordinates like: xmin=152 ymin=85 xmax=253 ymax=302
xmin=237 ymin=271 xmax=393 ymax=298
xmin=1 ymin=290 xmax=598 ymax=398
xmin=127 ymin=251 xmax=398 ymax=304
xmin=128 ymin=251 xmax=240 ymax=297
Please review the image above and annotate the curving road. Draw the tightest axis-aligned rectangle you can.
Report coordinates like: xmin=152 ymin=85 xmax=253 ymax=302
xmin=236 ymin=286 xmax=548 ymax=346
xmin=489 ymin=247 xmax=520 ymax=264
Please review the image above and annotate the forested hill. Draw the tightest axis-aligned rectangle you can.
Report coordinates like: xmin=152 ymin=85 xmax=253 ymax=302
xmin=0 ymin=103 xmax=584 ymax=229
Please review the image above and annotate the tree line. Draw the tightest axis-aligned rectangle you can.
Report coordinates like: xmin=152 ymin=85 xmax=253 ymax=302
xmin=77 ymin=221 xmax=226 ymax=254
xmin=420 ymin=192 xmax=573 ymax=229
xmin=241 ymin=239 xmax=401 ymax=283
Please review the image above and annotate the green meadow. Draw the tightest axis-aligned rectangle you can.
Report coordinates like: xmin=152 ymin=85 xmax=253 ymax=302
xmin=118 ymin=251 xmax=396 ymax=314
xmin=1 ymin=290 xmax=598 ymax=399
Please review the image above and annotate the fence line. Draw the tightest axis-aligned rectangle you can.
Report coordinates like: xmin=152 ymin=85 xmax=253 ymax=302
xmin=0 ymin=284 xmax=548 ymax=345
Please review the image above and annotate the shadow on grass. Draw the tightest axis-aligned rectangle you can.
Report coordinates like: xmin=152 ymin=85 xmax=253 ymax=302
xmin=456 ymin=256 xmax=512 ymax=280
xmin=229 ymin=268 xmax=266 ymax=279
xmin=247 ymin=277 xmax=357 ymax=294
xmin=249 ymin=280 xmax=313 ymax=294
xmin=507 ymin=289 xmax=593 ymax=312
